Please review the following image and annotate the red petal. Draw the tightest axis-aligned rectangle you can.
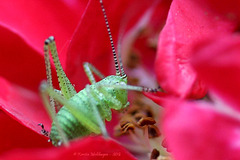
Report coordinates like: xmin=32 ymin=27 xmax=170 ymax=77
xmin=0 ymin=0 xmax=87 ymax=63
xmin=144 ymin=92 xmax=171 ymax=106
xmin=0 ymin=13 xmax=63 ymax=136
xmin=0 ymin=136 xmax=136 ymax=160
xmin=0 ymin=25 xmax=49 ymax=91
xmin=0 ymin=77 xmax=51 ymax=134
xmin=163 ymin=100 xmax=240 ymax=160
xmin=191 ymin=35 xmax=240 ymax=111
xmin=199 ymin=0 xmax=240 ymax=21
xmin=0 ymin=110 xmax=51 ymax=154
xmin=130 ymin=0 xmax=172 ymax=74
xmin=0 ymin=0 xmax=87 ymax=136
xmin=155 ymin=0 xmax=237 ymax=98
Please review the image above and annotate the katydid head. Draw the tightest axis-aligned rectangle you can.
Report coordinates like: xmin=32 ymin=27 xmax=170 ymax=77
xmin=97 ymin=75 xmax=128 ymax=110
xmin=99 ymin=0 xmax=127 ymax=80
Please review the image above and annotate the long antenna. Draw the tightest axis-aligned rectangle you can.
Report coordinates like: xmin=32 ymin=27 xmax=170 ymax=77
xmin=99 ymin=0 xmax=121 ymax=76
xmin=117 ymin=31 xmax=127 ymax=78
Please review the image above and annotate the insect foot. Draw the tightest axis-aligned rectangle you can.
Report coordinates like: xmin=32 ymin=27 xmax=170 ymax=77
xmin=44 ymin=36 xmax=55 ymax=45
xmin=38 ymin=123 xmax=49 ymax=137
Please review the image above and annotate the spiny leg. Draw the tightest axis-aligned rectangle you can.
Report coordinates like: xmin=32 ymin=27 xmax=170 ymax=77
xmin=44 ymin=36 xmax=76 ymax=100
xmin=54 ymin=89 xmax=63 ymax=112
xmin=43 ymin=41 xmax=55 ymax=112
xmin=83 ymin=62 xmax=105 ymax=84
xmin=86 ymin=85 xmax=109 ymax=138
xmin=42 ymin=37 xmax=77 ymax=143
xmin=40 ymin=82 xmax=69 ymax=146
xmin=41 ymin=81 xmax=101 ymax=135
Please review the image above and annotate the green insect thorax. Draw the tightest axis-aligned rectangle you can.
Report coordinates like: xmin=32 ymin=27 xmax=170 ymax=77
xmin=49 ymin=75 xmax=128 ymax=146
xmin=96 ymin=75 xmax=128 ymax=109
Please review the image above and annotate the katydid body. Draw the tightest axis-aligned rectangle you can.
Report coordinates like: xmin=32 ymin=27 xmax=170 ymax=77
xmin=40 ymin=0 xmax=159 ymax=146
xmin=49 ymin=75 xmax=128 ymax=146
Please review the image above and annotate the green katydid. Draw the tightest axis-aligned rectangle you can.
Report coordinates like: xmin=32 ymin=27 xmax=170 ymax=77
xmin=39 ymin=0 xmax=160 ymax=146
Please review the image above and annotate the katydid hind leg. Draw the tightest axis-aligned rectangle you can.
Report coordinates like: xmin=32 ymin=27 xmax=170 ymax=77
xmin=43 ymin=40 xmax=56 ymax=112
xmin=40 ymin=82 xmax=69 ymax=146
xmin=44 ymin=36 xmax=77 ymax=99
xmin=42 ymin=82 xmax=102 ymax=135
